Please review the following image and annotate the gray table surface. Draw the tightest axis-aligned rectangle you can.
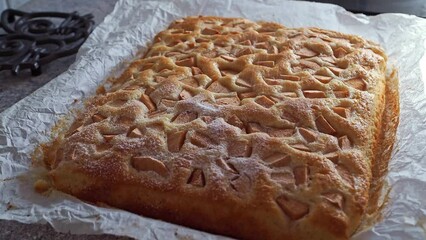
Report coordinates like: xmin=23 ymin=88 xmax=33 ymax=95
xmin=0 ymin=0 xmax=118 ymax=113
xmin=0 ymin=0 xmax=131 ymax=239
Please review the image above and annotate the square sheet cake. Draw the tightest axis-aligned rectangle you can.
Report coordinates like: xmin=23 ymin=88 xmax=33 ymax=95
xmin=38 ymin=16 xmax=399 ymax=240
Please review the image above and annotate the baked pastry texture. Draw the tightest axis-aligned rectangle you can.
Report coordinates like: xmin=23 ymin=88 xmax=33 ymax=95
xmin=40 ymin=16 xmax=399 ymax=240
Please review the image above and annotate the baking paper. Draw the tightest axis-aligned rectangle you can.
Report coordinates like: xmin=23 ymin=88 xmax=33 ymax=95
xmin=1 ymin=0 xmax=426 ymax=239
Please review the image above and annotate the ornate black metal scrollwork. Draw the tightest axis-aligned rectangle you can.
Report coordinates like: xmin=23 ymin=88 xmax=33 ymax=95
xmin=0 ymin=9 xmax=94 ymax=76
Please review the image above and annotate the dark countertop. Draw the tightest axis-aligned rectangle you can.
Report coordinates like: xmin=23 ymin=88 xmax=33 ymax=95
xmin=309 ymin=0 xmax=426 ymax=17
xmin=0 ymin=220 xmax=132 ymax=240
xmin=0 ymin=0 xmax=130 ymax=239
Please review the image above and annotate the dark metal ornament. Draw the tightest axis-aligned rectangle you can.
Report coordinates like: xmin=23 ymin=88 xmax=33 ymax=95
xmin=0 ymin=9 xmax=94 ymax=76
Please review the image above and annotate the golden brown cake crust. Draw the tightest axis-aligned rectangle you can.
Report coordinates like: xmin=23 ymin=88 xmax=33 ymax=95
xmin=41 ymin=16 xmax=398 ymax=240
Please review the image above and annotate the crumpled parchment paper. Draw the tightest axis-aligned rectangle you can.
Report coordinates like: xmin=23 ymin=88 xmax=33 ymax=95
xmin=1 ymin=0 xmax=426 ymax=239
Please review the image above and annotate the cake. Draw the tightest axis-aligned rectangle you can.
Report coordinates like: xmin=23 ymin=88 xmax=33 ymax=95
xmin=38 ymin=16 xmax=399 ymax=240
